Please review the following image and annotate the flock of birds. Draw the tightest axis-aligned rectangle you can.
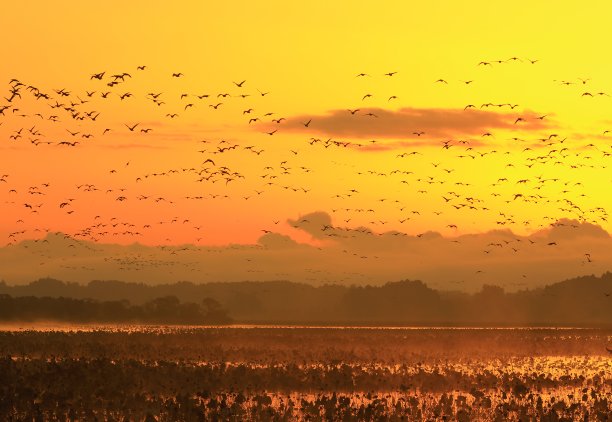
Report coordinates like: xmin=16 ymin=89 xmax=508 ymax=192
xmin=1 ymin=57 xmax=611 ymax=284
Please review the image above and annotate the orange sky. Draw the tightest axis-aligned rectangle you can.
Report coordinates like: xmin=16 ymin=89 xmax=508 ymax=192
xmin=1 ymin=2 xmax=611 ymax=287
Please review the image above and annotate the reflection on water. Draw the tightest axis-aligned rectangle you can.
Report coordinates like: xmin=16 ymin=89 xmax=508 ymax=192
xmin=0 ymin=324 xmax=610 ymax=420
xmin=0 ymin=322 xmax=606 ymax=332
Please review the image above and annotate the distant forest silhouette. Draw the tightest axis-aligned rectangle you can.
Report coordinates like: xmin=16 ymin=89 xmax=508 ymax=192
xmin=0 ymin=295 xmax=231 ymax=324
xmin=0 ymin=273 xmax=610 ymax=326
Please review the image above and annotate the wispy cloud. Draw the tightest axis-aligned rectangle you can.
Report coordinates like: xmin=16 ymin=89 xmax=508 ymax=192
xmin=271 ymin=107 xmax=553 ymax=139
xmin=93 ymin=143 xmax=170 ymax=150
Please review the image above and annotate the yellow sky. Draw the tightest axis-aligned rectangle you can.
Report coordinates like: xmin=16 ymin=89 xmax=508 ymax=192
xmin=1 ymin=0 xmax=611 ymax=255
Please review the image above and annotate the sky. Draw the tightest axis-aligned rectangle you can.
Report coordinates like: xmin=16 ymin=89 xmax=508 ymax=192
xmin=1 ymin=1 xmax=611 ymax=288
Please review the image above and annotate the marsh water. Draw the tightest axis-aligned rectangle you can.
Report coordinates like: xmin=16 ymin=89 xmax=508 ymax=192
xmin=0 ymin=324 xmax=610 ymax=420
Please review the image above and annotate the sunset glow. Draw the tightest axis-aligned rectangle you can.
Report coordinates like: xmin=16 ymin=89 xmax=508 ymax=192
xmin=1 ymin=1 xmax=612 ymax=288
xmin=1 ymin=4 xmax=612 ymax=421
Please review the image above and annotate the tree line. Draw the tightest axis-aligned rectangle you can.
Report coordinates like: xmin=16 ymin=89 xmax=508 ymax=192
xmin=0 ymin=294 xmax=231 ymax=324
xmin=0 ymin=272 xmax=610 ymax=325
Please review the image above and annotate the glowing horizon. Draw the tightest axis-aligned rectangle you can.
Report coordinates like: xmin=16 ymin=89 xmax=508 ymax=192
xmin=1 ymin=2 xmax=611 ymax=289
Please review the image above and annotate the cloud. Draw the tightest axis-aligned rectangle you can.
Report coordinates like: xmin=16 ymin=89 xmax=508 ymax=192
xmin=1 ymin=213 xmax=611 ymax=292
xmin=287 ymin=211 xmax=332 ymax=239
xmin=271 ymin=107 xmax=552 ymax=139
xmin=258 ymin=232 xmax=299 ymax=249
xmin=93 ymin=143 xmax=170 ymax=150
xmin=535 ymin=218 xmax=610 ymax=240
